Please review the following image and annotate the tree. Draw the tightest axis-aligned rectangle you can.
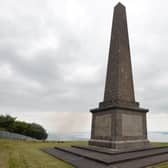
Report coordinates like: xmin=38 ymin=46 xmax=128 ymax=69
xmin=0 ymin=114 xmax=48 ymax=140
xmin=9 ymin=121 xmax=29 ymax=135
xmin=26 ymin=123 xmax=48 ymax=140
xmin=0 ymin=115 xmax=16 ymax=128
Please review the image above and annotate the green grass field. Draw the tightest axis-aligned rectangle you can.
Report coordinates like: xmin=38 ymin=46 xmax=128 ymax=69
xmin=0 ymin=139 xmax=168 ymax=168
xmin=0 ymin=139 xmax=87 ymax=168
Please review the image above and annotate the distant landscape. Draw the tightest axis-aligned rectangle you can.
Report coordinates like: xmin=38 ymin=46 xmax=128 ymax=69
xmin=47 ymin=131 xmax=168 ymax=142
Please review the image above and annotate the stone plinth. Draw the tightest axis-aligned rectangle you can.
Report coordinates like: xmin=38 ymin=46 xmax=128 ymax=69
xmin=89 ymin=104 xmax=149 ymax=149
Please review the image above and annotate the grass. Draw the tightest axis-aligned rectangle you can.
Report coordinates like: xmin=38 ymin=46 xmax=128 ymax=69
xmin=0 ymin=139 xmax=168 ymax=168
xmin=0 ymin=139 xmax=87 ymax=168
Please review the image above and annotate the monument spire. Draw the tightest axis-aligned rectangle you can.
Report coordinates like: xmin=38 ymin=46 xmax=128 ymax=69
xmin=104 ymin=3 xmax=135 ymax=103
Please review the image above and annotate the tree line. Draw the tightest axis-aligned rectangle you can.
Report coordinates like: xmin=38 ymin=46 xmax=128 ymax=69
xmin=0 ymin=115 xmax=48 ymax=140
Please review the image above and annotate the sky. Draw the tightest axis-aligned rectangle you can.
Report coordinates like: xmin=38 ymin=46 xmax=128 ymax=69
xmin=0 ymin=0 xmax=168 ymax=134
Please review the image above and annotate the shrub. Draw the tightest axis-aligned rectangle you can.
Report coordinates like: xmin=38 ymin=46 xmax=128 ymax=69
xmin=26 ymin=123 xmax=48 ymax=140
xmin=0 ymin=114 xmax=48 ymax=140
xmin=0 ymin=115 xmax=16 ymax=128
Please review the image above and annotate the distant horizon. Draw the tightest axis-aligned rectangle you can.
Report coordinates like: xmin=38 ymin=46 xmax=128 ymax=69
xmin=47 ymin=131 xmax=168 ymax=142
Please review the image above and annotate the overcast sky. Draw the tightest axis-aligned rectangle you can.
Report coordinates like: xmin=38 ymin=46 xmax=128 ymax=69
xmin=0 ymin=0 xmax=168 ymax=133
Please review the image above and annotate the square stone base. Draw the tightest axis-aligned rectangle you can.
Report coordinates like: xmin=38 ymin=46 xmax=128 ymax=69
xmin=89 ymin=105 xmax=149 ymax=149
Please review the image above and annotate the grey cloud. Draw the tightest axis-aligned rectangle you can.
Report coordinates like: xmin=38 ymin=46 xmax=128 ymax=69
xmin=0 ymin=0 xmax=167 ymax=117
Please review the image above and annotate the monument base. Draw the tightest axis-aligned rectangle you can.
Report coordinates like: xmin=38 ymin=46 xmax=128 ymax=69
xmin=89 ymin=139 xmax=150 ymax=149
xmin=89 ymin=103 xmax=149 ymax=149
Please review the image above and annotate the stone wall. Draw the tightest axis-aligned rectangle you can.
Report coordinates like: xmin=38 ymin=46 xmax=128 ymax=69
xmin=0 ymin=131 xmax=37 ymax=141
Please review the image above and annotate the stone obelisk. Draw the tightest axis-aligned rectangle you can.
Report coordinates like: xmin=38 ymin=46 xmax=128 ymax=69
xmin=44 ymin=3 xmax=168 ymax=167
xmin=89 ymin=3 xmax=150 ymax=149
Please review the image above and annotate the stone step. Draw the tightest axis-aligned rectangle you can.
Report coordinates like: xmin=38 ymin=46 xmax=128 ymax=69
xmin=42 ymin=148 xmax=107 ymax=168
xmin=55 ymin=146 xmax=111 ymax=164
xmin=71 ymin=145 xmax=120 ymax=154
xmin=55 ymin=146 xmax=168 ymax=165
xmin=113 ymin=153 xmax=168 ymax=168
xmin=71 ymin=145 xmax=160 ymax=155
xmin=42 ymin=147 xmax=168 ymax=168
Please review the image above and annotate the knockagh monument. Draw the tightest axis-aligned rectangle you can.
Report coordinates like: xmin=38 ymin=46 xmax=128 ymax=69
xmin=89 ymin=2 xmax=149 ymax=149
xmin=43 ymin=3 xmax=168 ymax=167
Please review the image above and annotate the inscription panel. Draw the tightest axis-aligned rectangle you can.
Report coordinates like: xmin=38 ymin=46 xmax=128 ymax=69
xmin=94 ymin=114 xmax=111 ymax=137
xmin=122 ymin=114 xmax=143 ymax=137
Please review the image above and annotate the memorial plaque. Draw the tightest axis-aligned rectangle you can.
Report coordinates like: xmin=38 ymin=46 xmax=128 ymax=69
xmin=122 ymin=114 xmax=143 ymax=137
xmin=94 ymin=115 xmax=111 ymax=137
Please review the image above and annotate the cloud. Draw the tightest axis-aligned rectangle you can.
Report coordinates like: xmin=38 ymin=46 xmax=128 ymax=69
xmin=0 ymin=0 xmax=106 ymax=113
xmin=0 ymin=0 xmax=168 ymax=132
